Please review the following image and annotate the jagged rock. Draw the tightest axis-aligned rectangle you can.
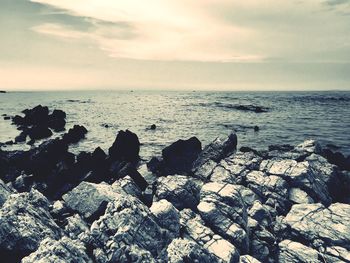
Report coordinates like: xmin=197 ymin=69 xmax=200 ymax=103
xmin=48 ymin=109 xmax=66 ymax=132
xmin=278 ymin=240 xmax=320 ymax=263
xmin=284 ymin=203 xmax=350 ymax=249
xmin=261 ymin=159 xmax=332 ymax=205
xmin=89 ymin=193 xmax=170 ymax=259
xmin=164 ymin=238 xmax=220 ymax=263
xmin=288 ymin=188 xmax=314 ymax=204
xmin=62 ymin=182 xmax=122 ymax=220
xmin=0 ymin=179 xmax=12 ymax=207
xmin=22 ymin=237 xmax=91 ymax=263
xmin=112 ymin=175 xmax=142 ymax=198
xmin=198 ymin=182 xmax=248 ymax=253
xmin=65 ymin=214 xmax=90 ymax=242
xmin=239 ymin=255 xmax=262 ymax=263
xmin=150 ymin=199 xmax=180 ymax=236
xmin=294 ymin=140 xmax=322 ymax=155
xmin=179 ymin=209 xmax=239 ymax=262
xmin=160 ymin=136 xmax=202 ymax=175
xmin=27 ymin=125 xmax=53 ymax=141
xmin=192 ymin=132 xmax=237 ymax=177
xmin=325 ymin=246 xmax=350 ymax=262
xmin=248 ymin=201 xmax=272 ymax=226
xmin=155 ymin=175 xmax=203 ymax=210
xmin=0 ymin=190 xmax=62 ymax=261
xmin=108 ymin=130 xmax=140 ymax=162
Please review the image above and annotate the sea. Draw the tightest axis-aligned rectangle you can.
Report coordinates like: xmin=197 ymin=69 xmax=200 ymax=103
xmin=0 ymin=90 xmax=349 ymax=160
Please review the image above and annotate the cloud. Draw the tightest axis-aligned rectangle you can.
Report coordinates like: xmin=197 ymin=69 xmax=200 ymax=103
xmin=24 ymin=0 xmax=350 ymax=63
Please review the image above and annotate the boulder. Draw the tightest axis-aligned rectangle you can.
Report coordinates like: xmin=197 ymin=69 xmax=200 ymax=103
xmin=0 ymin=179 xmax=13 ymax=207
xmin=150 ymin=199 xmax=180 ymax=236
xmin=284 ymin=203 xmax=350 ymax=249
xmin=179 ymin=209 xmax=239 ymax=262
xmin=89 ymin=193 xmax=171 ymax=259
xmin=27 ymin=125 xmax=53 ymax=141
xmin=108 ymin=130 xmax=140 ymax=162
xmin=239 ymin=255 xmax=262 ymax=263
xmin=22 ymin=237 xmax=91 ymax=263
xmin=192 ymin=132 xmax=237 ymax=176
xmin=288 ymin=188 xmax=314 ymax=204
xmin=0 ymin=190 xmax=62 ymax=261
xmin=62 ymin=182 xmax=122 ymax=220
xmin=164 ymin=238 xmax=219 ymax=263
xmin=155 ymin=175 xmax=203 ymax=210
xmin=62 ymin=125 xmax=88 ymax=144
xmin=161 ymin=136 xmax=202 ymax=175
xmin=198 ymin=182 xmax=248 ymax=253
xmin=48 ymin=109 xmax=66 ymax=132
xmin=278 ymin=240 xmax=320 ymax=263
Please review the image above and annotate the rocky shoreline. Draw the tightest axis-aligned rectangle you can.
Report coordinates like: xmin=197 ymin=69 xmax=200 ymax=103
xmin=0 ymin=106 xmax=350 ymax=263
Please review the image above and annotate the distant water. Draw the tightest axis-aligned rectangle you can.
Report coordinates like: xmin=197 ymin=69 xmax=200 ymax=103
xmin=0 ymin=90 xmax=349 ymax=160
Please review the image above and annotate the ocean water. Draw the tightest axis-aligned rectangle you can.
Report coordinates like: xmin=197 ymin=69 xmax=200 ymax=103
xmin=0 ymin=90 xmax=349 ymax=160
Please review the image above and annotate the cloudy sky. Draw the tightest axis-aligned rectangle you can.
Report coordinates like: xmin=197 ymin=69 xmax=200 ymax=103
xmin=1 ymin=0 xmax=350 ymax=90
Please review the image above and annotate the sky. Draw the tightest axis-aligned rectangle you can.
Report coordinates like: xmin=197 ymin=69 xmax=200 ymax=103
xmin=0 ymin=0 xmax=350 ymax=90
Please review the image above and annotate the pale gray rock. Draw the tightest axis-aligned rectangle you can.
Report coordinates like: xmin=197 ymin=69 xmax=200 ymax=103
xmin=288 ymin=188 xmax=314 ymax=204
xmin=165 ymin=238 xmax=220 ymax=263
xmin=239 ymin=255 xmax=262 ymax=263
xmin=325 ymin=246 xmax=350 ymax=262
xmin=155 ymin=175 xmax=203 ymax=210
xmin=180 ymin=209 xmax=239 ymax=262
xmin=150 ymin=199 xmax=180 ymax=236
xmin=65 ymin=214 xmax=90 ymax=242
xmin=22 ymin=237 xmax=91 ymax=263
xmin=0 ymin=190 xmax=62 ymax=259
xmin=0 ymin=178 xmax=12 ymax=207
xmin=112 ymin=175 xmax=142 ymax=198
xmin=284 ymin=203 xmax=350 ymax=249
xmin=278 ymin=239 xmax=320 ymax=263
xmin=248 ymin=201 xmax=272 ymax=226
xmin=89 ymin=192 xmax=170 ymax=259
xmin=62 ymin=181 xmax=123 ymax=220
xmin=198 ymin=182 xmax=248 ymax=253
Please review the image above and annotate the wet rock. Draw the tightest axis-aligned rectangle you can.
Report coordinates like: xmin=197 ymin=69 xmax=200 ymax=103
xmin=89 ymin=193 xmax=170 ymax=259
xmin=62 ymin=181 xmax=122 ymax=220
xmin=198 ymin=182 xmax=248 ymax=253
xmin=284 ymin=203 xmax=350 ymax=249
xmin=150 ymin=199 xmax=180 ymax=236
xmin=155 ymin=175 xmax=203 ymax=210
xmin=161 ymin=136 xmax=202 ymax=175
xmin=15 ymin=131 xmax=27 ymax=143
xmin=22 ymin=237 xmax=91 ymax=263
xmin=192 ymin=132 xmax=237 ymax=177
xmin=0 ymin=190 xmax=62 ymax=261
xmin=164 ymin=238 xmax=220 ymax=263
xmin=62 ymin=125 xmax=88 ymax=144
xmin=27 ymin=125 xmax=53 ymax=141
xmin=179 ymin=209 xmax=239 ymax=262
xmin=48 ymin=109 xmax=66 ymax=132
xmin=278 ymin=240 xmax=320 ymax=263
xmin=150 ymin=124 xmax=156 ymax=130
xmin=108 ymin=130 xmax=140 ymax=162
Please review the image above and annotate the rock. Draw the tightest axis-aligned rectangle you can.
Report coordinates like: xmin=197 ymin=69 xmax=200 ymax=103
xmin=48 ymin=109 xmax=66 ymax=132
xmin=65 ymin=214 xmax=90 ymax=241
xmin=150 ymin=124 xmax=156 ymax=130
xmin=248 ymin=201 xmax=272 ymax=226
xmin=89 ymin=193 xmax=170 ymax=259
xmin=161 ymin=136 xmax=202 ymax=175
xmin=192 ymin=132 xmax=237 ymax=177
xmin=101 ymin=245 xmax=156 ymax=263
xmin=164 ymin=238 xmax=220 ymax=263
xmin=27 ymin=125 xmax=53 ymax=141
xmin=284 ymin=203 xmax=350 ymax=249
xmin=278 ymin=240 xmax=320 ymax=263
xmin=112 ymin=175 xmax=142 ymax=198
xmin=108 ymin=130 xmax=140 ymax=162
xmin=155 ymin=175 xmax=203 ymax=210
xmin=12 ymin=172 xmax=34 ymax=192
xmin=198 ymin=182 xmax=248 ymax=253
xmin=254 ymin=126 xmax=259 ymax=132
xmin=239 ymin=255 xmax=262 ymax=263
xmin=62 ymin=125 xmax=88 ymax=144
xmin=288 ymin=188 xmax=314 ymax=204
xmin=62 ymin=181 xmax=122 ymax=220
xmin=150 ymin=199 xmax=180 ymax=236
xmin=179 ymin=209 xmax=239 ymax=262
xmin=21 ymin=105 xmax=49 ymax=126
xmin=15 ymin=131 xmax=27 ymax=143
xmin=22 ymin=237 xmax=91 ymax=263
xmin=0 ymin=190 xmax=62 ymax=261
xmin=294 ymin=140 xmax=322 ymax=155
xmin=0 ymin=179 xmax=13 ymax=207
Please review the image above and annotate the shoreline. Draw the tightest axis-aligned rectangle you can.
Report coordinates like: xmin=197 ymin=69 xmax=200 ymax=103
xmin=0 ymin=106 xmax=349 ymax=262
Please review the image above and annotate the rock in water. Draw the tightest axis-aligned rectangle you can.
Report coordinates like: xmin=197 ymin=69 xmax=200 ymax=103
xmin=161 ymin=137 xmax=202 ymax=175
xmin=62 ymin=125 xmax=88 ymax=144
xmin=0 ymin=190 xmax=62 ymax=261
xmin=108 ymin=130 xmax=140 ymax=162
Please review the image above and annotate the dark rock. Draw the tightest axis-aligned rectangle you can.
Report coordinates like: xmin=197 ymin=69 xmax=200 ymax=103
xmin=268 ymin=144 xmax=294 ymax=152
xmin=3 ymin=116 xmax=10 ymax=120
xmin=22 ymin=105 xmax=49 ymax=126
xmin=161 ymin=137 xmax=202 ymax=175
xmin=322 ymin=148 xmax=350 ymax=171
xmin=15 ymin=131 xmax=27 ymax=143
xmin=27 ymin=125 xmax=53 ymax=141
xmin=150 ymin=124 xmax=156 ymax=130
xmin=108 ymin=130 xmax=140 ymax=162
xmin=254 ymin=126 xmax=259 ymax=132
xmin=62 ymin=125 xmax=88 ymax=144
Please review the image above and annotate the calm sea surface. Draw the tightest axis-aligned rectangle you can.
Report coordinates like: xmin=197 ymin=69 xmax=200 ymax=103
xmin=0 ymin=90 xmax=349 ymax=159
